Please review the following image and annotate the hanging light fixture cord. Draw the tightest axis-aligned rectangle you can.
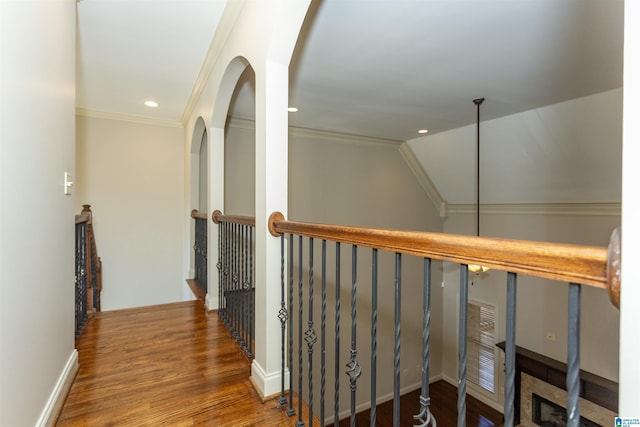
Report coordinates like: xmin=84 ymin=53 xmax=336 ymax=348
xmin=473 ymin=97 xmax=484 ymax=238
xmin=470 ymin=97 xmax=487 ymax=276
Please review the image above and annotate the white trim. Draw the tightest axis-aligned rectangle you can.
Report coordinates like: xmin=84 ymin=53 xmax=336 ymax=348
xmin=76 ymin=108 xmax=183 ymax=129
xmin=331 ymin=374 xmax=443 ymax=425
xmin=36 ymin=350 xmax=79 ymax=427
xmin=226 ymin=116 xmax=403 ymax=148
xmin=205 ymin=293 xmax=218 ymax=311
xmin=250 ymin=359 xmax=284 ymax=399
xmin=448 ymin=202 xmax=621 ymax=217
xmin=442 ymin=374 xmax=505 ymax=414
xmin=398 ymin=142 xmax=447 ymax=217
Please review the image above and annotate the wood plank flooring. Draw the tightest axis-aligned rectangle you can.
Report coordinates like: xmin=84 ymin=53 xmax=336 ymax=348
xmin=57 ymin=300 xmax=503 ymax=426
xmin=57 ymin=301 xmax=305 ymax=426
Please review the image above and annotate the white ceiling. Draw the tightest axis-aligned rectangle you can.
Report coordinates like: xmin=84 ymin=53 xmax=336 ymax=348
xmin=76 ymin=0 xmax=624 ymax=205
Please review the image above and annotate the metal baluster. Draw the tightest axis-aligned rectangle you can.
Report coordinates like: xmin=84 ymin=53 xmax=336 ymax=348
xmin=223 ymin=222 xmax=230 ymax=328
xmin=233 ymin=223 xmax=239 ymax=340
xmin=236 ymin=224 xmax=241 ymax=342
xmin=240 ymin=224 xmax=247 ymax=352
xmin=321 ymin=240 xmax=327 ymax=427
xmin=504 ymin=272 xmax=517 ymax=427
xmin=346 ymin=245 xmax=361 ymax=427
xmin=567 ymin=283 xmax=581 ymax=427
xmin=306 ymin=238 xmax=317 ymax=427
xmin=458 ymin=265 xmax=469 ymax=427
xmin=413 ymin=258 xmax=436 ymax=427
xmin=393 ymin=253 xmax=401 ymax=427
xmin=202 ymin=219 xmax=207 ymax=294
xmin=334 ymin=242 xmax=341 ymax=427
xmin=279 ymin=234 xmax=288 ymax=407
xmin=288 ymin=234 xmax=296 ymax=417
xmin=371 ymin=249 xmax=378 ymax=427
xmin=217 ymin=221 xmax=223 ymax=315
xmin=296 ymin=235 xmax=304 ymax=427
xmin=249 ymin=226 xmax=254 ymax=359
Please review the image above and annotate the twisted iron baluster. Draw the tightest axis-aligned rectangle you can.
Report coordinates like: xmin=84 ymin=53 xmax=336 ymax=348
xmin=413 ymin=257 xmax=436 ymax=427
xmin=371 ymin=249 xmax=378 ymax=427
xmin=334 ymin=242 xmax=341 ymax=427
xmin=504 ymin=272 xmax=517 ymax=427
xmin=457 ymin=265 xmax=469 ymax=427
xmin=217 ymin=221 xmax=223 ymax=315
xmin=233 ymin=223 xmax=240 ymax=340
xmin=296 ymin=235 xmax=304 ymax=427
xmin=321 ymin=240 xmax=327 ymax=426
xmin=567 ymin=283 xmax=581 ymax=427
xmin=287 ymin=234 xmax=295 ymax=417
xmin=240 ymin=225 xmax=247 ymax=352
xmin=278 ymin=234 xmax=288 ymax=407
xmin=248 ymin=226 xmax=254 ymax=359
xmin=223 ymin=222 xmax=230 ymax=328
xmin=393 ymin=253 xmax=401 ymax=427
xmin=346 ymin=245 xmax=361 ymax=427
xmin=305 ymin=238 xmax=317 ymax=427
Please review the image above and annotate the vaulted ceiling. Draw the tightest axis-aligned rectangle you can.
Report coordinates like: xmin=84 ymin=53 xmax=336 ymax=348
xmin=76 ymin=0 xmax=624 ymax=205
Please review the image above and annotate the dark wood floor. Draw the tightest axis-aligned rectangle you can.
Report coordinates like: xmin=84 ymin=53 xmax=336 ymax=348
xmin=57 ymin=300 xmax=502 ymax=426
xmin=339 ymin=381 xmax=503 ymax=426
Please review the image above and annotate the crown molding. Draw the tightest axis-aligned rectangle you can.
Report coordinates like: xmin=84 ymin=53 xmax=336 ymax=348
xmin=448 ymin=202 xmax=621 ymax=216
xmin=76 ymin=108 xmax=183 ymax=128
xmin=398 ymin=142 xmax=447 ymax=218
xmin=180 ymin=1 xmax=246 ymax=126
xmin=226 ymin=116 xmax=403 ymax=148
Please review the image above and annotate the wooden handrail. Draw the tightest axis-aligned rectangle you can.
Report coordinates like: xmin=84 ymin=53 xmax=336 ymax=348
xmin=75 ymin=214 xmax=90 ymax=224
xmin=191 ymin=209 xmax=208 ymax=220
xmin=267 ymin=212 xmax=620 ymax=308
xmin=212 ymin=209 xmax=256 ymax=227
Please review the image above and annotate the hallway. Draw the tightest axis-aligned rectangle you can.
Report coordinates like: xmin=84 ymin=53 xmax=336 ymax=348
xmin=57 ymin=301 xmax=303 ymax=426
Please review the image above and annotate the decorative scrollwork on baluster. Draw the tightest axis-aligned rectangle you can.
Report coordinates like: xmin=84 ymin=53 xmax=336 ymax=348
xmin=278 ymin=305 xmax=288 ymax=326
xmin=345 ymin=350 xmax=362 ymax=391
xmin=413 ymin=395 xmax=437 ymax=427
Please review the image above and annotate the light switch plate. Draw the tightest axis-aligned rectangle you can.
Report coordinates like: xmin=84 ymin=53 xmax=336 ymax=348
xmin=64 ymin=172 xmax=73 ymax=195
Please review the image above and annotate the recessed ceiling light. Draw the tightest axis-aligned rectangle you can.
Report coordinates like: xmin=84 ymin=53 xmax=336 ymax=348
xmin=288 ymin=107 xmax=298 ymax=112
xmin=418 ymin=129 xmax=429 ymax=134
xmin=145 ymin=100 xmax=159 ymax=108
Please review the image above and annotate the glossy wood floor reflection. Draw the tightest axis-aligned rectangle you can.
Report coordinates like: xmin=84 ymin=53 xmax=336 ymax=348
xmin=57 ymin=301 xmax=306 ymax=426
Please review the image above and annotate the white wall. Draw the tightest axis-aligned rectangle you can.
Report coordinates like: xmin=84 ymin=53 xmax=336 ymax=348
xmin=0 ymin=1 xmax=77 ymax=425
xmin=441 ymin=209 xmax=620 ymax=409
xmin=76 ymin=115 xmax=186 ymax=310
xmin=224 ymin=121 xmax=445 ymax=419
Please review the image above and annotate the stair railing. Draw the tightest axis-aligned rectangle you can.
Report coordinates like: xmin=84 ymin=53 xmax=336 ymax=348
xmin=212 ymin=210 xmax=256 ymax=360
xmin=74 ymin=204 xmax=102 ymax=340
xmin=267 ymin=212 xmax=619 ymax=427
xmin=190 ymin=209 xmax=208 ymax=299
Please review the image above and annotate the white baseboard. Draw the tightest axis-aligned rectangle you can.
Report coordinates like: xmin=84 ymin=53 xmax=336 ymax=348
xmin=36 ymin=349 xmax=79 ymax=427
xmin=442 ymin=374 xmax=504 ymax=414
xmin=330 ymin=374 xmax=443 ymax=424
xmin=205 ymin=293 xmax=218 ymax=311
xmin=251 ymin=360 xmax=288 ymax=400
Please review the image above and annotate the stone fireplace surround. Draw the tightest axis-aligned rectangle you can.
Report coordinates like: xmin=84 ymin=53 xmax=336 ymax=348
xmin=497 ymin=343 xmax=618 ymax=426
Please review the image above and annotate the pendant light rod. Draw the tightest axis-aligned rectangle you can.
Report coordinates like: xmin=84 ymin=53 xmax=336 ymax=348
xmin=473 ymin=97 xmax=484 ymax=238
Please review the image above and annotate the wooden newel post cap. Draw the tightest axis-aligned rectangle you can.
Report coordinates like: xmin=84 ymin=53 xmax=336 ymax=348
xmin=191 ymin=209 xmax=198 ymax=218
xmin=607 ymin=227 xmax=621 ymax=309
xmin=268 ymin=211 xmax=285 ymax=237
xmin=81 ymin=204 xmax=92 ymax=214
xmin=212 ymin=210 xmax=222 ymax=224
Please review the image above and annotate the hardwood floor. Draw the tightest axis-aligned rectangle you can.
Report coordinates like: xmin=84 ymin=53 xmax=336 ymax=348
xmin=57 ymin=301 xmax=304 ymax=426
xmin=57 ymin=300 xmax=502 ymax=426
xmin=338 ymin=382 xmax=503 ymax=426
